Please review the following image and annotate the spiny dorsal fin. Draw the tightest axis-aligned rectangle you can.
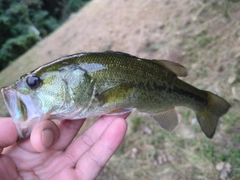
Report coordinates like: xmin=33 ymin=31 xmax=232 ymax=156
xmin=152 ymin=60 xmax=188 ymax=77
xmin=151 ymin=108 xmax=178 ymax=131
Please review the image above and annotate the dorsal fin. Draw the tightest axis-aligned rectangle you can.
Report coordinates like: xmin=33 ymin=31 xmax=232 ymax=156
xmin=152 ymin=60 xmax=188 ymax=77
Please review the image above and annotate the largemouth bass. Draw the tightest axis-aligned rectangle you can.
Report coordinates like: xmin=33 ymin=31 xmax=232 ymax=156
xmin=1 ymin=51 xmax=230 ymax=140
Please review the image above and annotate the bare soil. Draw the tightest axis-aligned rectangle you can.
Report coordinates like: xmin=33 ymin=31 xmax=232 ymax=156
xmin=1 ymin=0 xmax=240 ymax=179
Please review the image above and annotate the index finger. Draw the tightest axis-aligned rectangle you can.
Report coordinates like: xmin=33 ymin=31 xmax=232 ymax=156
xmin=75 ymin=117 xmax=128 ymax=179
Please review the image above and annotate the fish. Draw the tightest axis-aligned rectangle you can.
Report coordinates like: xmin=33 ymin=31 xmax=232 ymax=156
xmin=1 ymin=51 xmax=230 ymax=141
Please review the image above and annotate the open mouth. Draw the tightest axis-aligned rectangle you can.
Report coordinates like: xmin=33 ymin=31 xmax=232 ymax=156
xmin=1 ymin=87 xmax=45 ymax=140
xmin=1 ymin=87 xmax=20 ymax=121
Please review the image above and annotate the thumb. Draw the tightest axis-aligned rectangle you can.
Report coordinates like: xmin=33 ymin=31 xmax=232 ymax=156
xmin=30 ymin=120 xmax=60 ymax=152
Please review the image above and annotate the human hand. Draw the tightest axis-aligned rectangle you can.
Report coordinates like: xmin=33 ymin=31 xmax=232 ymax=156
xmin=0 ymin=115 xmax=128 ymax=180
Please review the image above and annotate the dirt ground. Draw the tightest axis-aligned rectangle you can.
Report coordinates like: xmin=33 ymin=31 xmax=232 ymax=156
xmin=1 ymin=0 xmax=240 ymax=179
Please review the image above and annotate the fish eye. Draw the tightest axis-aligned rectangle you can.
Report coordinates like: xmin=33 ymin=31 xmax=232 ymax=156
xmin=26 ymin=76 xmax=42 ymax=89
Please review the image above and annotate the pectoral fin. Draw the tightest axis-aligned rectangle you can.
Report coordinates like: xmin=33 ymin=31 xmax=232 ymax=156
xmin=151 ymin=108 xmax=178 ymax=131
xmin=106 ymin=108 xmax=133 ymax=115
xmin=95 ymin=83 xmax=134 ymax=107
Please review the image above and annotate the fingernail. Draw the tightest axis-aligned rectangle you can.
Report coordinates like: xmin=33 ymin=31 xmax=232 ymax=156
xmin=42 ymin=129 xmax=54 ymax=149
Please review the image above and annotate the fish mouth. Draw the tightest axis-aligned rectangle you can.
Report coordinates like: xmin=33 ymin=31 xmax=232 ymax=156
xmin=1 ymin=87 xmax=45 ymax=141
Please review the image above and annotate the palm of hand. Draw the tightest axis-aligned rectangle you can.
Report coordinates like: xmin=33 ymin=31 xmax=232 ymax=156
xmin=0 ymin=116 xmax=127 ymax=180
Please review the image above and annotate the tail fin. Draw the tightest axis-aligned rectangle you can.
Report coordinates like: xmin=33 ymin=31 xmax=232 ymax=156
xmin=196 ymin=91 xmax=231 ymax=138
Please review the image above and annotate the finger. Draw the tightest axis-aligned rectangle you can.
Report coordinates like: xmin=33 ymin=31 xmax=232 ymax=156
xmin=0 ymin=118 xmax=18 ymax=153
xmin=65 ymin=113 xmax=129 ymax=161
xmin=29 ymin=121 xmax=60 ymax=152
xmin=17 ymin=119 xmax=84 ymax=152
xmin=51 ymin=119 xmax=86 ymax=150
xmin=75 ymin=118 xmax=127 ymax=179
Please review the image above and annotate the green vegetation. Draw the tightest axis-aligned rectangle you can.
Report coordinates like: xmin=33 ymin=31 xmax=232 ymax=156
xmin=227 ymin=0 xmax=240 ymax=2
xmin=195 ymin=30 xmax=213 ymax=47
xmin=121 ymin=105 xmax=240 ymax=179
xmin=131 ymin=117 xmax=144 ymax=132
xmin=0 ymin=0 xmax=90 ymax=72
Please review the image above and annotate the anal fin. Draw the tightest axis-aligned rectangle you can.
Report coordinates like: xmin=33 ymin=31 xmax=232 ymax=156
xmin=151 ymin=108 xmax=178 ymax=131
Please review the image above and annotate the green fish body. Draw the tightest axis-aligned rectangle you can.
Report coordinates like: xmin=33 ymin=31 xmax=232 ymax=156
xmin=1 ymin=51 xmax=230 ymax=140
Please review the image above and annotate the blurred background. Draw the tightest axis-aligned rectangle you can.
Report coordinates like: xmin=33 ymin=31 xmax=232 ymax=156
xmin=0 ymin=0 xmax=240 ymax=179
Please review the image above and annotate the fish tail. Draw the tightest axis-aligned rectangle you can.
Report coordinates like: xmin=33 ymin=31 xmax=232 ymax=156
xmin=196 ymin=91 xmax=231 ymax=138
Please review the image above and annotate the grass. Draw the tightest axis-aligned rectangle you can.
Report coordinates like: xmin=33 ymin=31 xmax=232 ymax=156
xmin=195 ymin=30 xmax=213 ymax=47
xmin=219 ymin=113 xmax=240 ymax=179
xmin=110 ymin=113 xmax=223 ymax=179
xmin=131 ymin=117 xmax=144 ymax=132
